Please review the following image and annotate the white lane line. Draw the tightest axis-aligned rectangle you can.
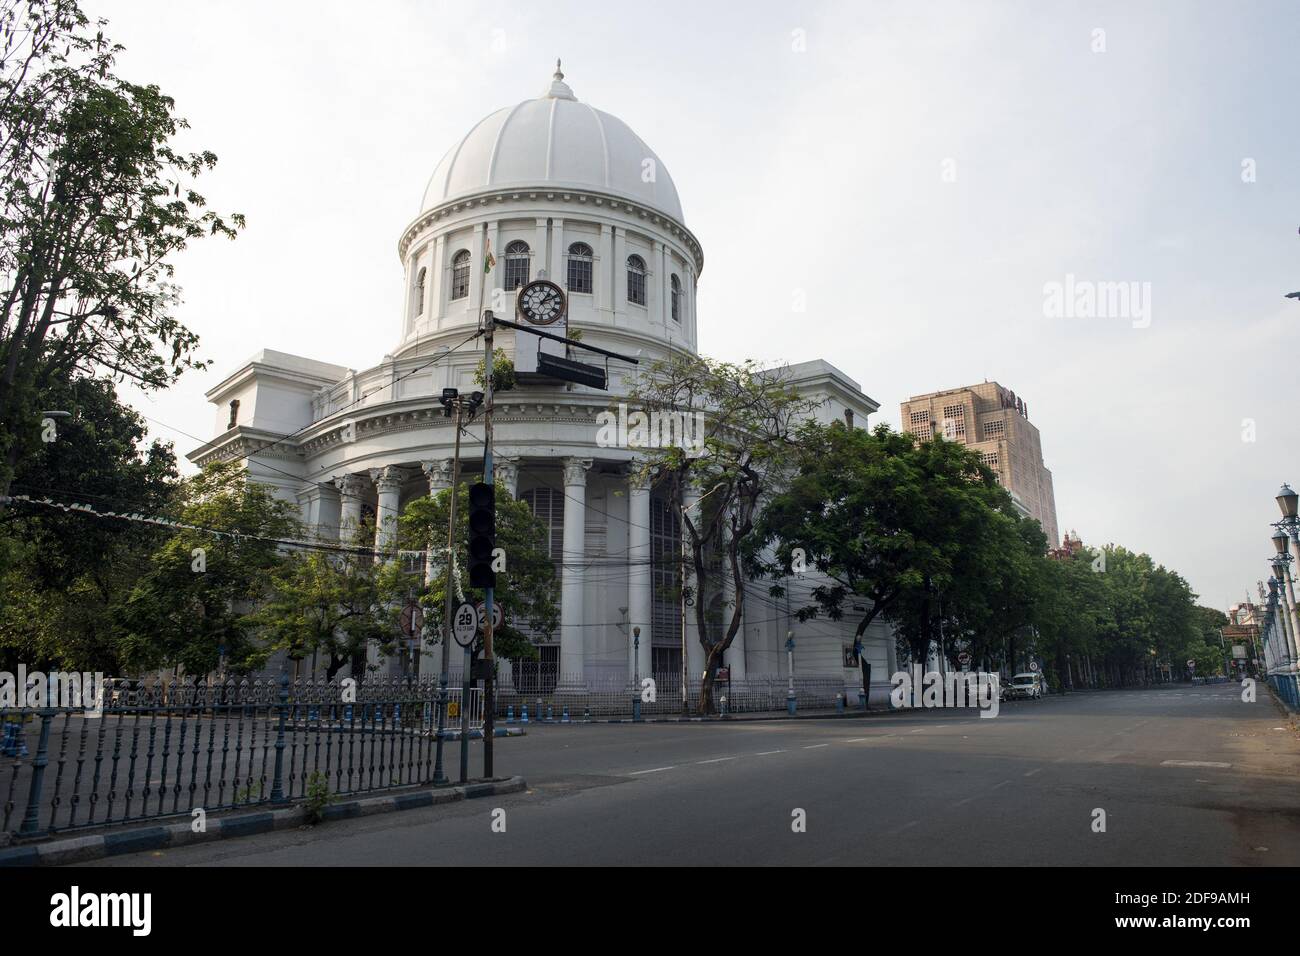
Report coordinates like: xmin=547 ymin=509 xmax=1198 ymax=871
xmin=803 ymin=743 xmax=830 ymax=749
xmin=1024 ymin=768 xmax=1042 ymax=777
xmin=900 ymin=820 xmax=919 ymax=830
xmin=755 ymin=750 xmax=786 ymax=756
xmin=844 ymin=738 xmax=869 ymax=743
xmin=909 ymin=729 xmax=925 ymax=734
xmin=696 ymin=756 xmax=737 ymax=764
xmin=952 ymin=795 xmax=978 ymax=807
xmin=991 ymin=780 xmax=1012 ymax=790
xmin=629 ymin=766 xmax=676 ymax=775
xmin=1161 ymin=760 xmax=1232 ymax=768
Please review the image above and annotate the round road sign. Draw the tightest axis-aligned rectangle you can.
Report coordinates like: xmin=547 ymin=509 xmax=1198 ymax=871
xmin=452 ymin=602 xmax=478 ymax=647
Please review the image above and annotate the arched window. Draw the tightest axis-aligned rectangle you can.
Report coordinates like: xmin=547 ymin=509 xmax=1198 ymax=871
xmin=504 ymin=240 xmax=530 ymax=291
xmin=567 ymin=242 xmax=593 ymax=294
xmin=627 ymin=255 xmax=647 ymax=306
xmin=414 ymin=267 xmax=427 ymax=316
xmin=670 ymin=274 xmax=681 ymax=322
xmin=450 ymin=250 xmax=471 ymax=300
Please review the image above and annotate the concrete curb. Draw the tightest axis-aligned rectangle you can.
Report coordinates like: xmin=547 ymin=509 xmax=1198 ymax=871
xmin=0 ymin=775 xmax=527 ymax=867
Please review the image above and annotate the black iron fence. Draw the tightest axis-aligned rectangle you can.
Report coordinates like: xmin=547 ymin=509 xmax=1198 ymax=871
xmin=1 ymin=675 xmax=453 ymax=842
xmin=2 ymin=671 xmax=851 ymax=841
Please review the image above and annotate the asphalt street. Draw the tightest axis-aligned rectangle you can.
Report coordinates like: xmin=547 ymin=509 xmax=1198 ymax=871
xmin=86 ymin=683 xmax=1300 ymax=866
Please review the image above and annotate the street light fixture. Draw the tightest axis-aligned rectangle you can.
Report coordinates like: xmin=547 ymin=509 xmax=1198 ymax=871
xmin=631 ymin=626 xmax=642 ymax=722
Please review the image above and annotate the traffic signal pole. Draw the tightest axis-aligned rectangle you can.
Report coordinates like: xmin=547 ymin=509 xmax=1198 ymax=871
xmin=432 ymin=399 xmax=464 ymax=787
xmin=482 ymin=309 xmax=496 ymax=778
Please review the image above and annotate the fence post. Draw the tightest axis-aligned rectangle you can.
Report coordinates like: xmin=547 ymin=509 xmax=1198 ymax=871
xmin=18 ymin=710 xmax=54 ymax=837
xmin=270 ymin=669 xmax=290 ymax=805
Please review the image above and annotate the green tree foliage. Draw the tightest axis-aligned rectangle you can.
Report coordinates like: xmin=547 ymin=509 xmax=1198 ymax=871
xmin=395 ymin=483 xmax=559 ymax=663
xmin=756 ymin=422 xmax=1044 ymax=670
xmin=249 ymin=536 xmax=404 ymax=682
xmin=117 ymin=461 xmax=298 ymax=676
xmin=0 ymin=373 xmax=175 ymax=672
xmin=627 ymin=354 xmax=820 ymax=713
xmin=0 ymin=0 xmax=242 ymax=499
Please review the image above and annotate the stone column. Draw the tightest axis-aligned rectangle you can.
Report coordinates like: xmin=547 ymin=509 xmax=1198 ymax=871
xmin=486 ymin=220 xmax=500 ymax=308
xmin=430 ymin=235 xmax=446 ymax=322
xmin=494 ymin=457 xmax=520 ymax=499
xmin=613 ymin=228 xmax=627 ymax=312
xmin=549 ymin=218 xmax=566 ymax=285
xmin=648 ymin=239 xmax=663 ymax=324
xmin=681 ymin=479 xmax=706 ymax=684
xmin=722 ymin=565 xmax=747 ymax=680
xmin=628 ymin=470 xmax=653 ymax=684
xmin=560 ymin=457 xmax=592 ymax=690
xmin=534 ymin=218 xmax=549 ymax=279
xmin=596 ymin=223 xmax=612 ymax=312
xmin=370 ymin=466 xmax=404 ymax=557
xmin=335 ymin=474 xmax=366 ymax=545
xmin=419 ymin=460 xmax=454 ymax=679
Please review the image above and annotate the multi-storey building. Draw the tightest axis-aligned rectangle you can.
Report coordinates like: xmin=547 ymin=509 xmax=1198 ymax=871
xmin=901 ymin=382 xmax=1059 ymax=548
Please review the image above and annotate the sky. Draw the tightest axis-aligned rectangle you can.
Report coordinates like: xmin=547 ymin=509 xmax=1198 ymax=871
xmin=83 ymin=0 xmax=1300 ymax=613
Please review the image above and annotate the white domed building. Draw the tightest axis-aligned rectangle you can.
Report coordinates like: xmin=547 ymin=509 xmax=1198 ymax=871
xmin=191 ymin=65 xmax=897 ymax=703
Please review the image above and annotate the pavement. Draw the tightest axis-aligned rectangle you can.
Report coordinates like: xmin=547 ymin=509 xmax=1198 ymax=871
xmin=82 ymin=683 xmax=1300 ymax=866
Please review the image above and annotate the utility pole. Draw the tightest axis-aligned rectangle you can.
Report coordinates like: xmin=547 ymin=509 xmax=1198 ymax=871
xmin=482 ymin=309 xmax=497 ymax=778
xmin=432 ymin=393 xmax=468 ymax=787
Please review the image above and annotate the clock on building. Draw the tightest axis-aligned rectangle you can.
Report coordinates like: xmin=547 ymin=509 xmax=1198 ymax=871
xmin=516 ymin=279 xmax=566 ymax=325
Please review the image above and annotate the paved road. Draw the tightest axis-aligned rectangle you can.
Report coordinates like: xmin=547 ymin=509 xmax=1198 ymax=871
xmin=87 ymin=684 xmax=1300 ymax=866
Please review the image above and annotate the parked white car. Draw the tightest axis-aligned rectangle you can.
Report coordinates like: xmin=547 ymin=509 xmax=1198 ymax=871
xmin=1005 ymin=673 xmax=1044 ymax=700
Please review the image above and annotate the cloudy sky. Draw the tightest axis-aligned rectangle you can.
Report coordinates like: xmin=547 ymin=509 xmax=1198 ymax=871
xmin=86 ymin=0 xmax=1300 ymax=612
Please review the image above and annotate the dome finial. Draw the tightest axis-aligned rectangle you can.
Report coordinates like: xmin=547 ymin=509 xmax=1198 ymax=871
xmin=543 ymin=58 xmax=576 ymax=100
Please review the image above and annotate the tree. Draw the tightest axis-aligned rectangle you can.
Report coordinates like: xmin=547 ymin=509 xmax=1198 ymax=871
xmin=0 ymin=372 xmax=175 ymax=672
xmin=0 ymin=0 xmax=242 ymax=501
xmin=627 ymin=354 xmax=819 ymax=713
xmin=117 ymin=461 xmax=298 ymax=676
xmin=395 ymin=483 xmax=559 ymax=665
xmin=249 ymin=536 xmax=404 ymax=682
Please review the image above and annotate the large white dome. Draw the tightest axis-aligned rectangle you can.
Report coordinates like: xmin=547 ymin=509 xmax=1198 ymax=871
xmin=421 ymin=64 xmax=685 ymax=224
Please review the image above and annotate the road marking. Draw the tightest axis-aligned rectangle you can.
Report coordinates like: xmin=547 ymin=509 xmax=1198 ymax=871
xmin=803 ymin=743 xmax=829 ymax=749
xmin=1161 ymin=760 xmax=1232 ymax=768
xmin=696 ymin=756 xmax=737 ymax=764
xmin=991 ymin=779 xmax=1012 ymax=789
xmin=1024 ymin=768 xmax=1042 ymax=777
xmin=909 ymin=729 xmax=925 ymax=734
xmin=952 ymin=795 xmax=978 ymax=807
xmin=844 ymin=738 xmax=869 ymax=743
xmin=755 ymin=750 xmax=785 ymax=756
xmin=629 ymin=766 xmax=675 ymax=775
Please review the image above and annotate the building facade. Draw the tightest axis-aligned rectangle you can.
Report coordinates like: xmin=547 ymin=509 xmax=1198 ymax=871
xmin=901 ymin=381 xmax=1059 ymax=547
xmin=189 ymin=66 xmax=896 ymax=699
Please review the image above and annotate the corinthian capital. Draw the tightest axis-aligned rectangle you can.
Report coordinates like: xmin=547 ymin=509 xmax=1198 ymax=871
xmin=421 ymin=459 xmax=454 ymax=491
xmin=561 ymin=456 xmax=593 ymax=487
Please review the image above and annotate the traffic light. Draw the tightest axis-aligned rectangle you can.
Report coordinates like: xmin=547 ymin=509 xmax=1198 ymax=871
xmin=467 ymin=481 xmax=496 ymax=589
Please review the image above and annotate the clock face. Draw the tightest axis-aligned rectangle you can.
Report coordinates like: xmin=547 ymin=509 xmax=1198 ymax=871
xmin=517 ymin=279 xmax=566 ymax=326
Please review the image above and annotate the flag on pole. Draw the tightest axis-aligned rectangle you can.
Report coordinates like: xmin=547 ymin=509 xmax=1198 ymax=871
xmin=484 ymin=238 xmax=496 ymax=274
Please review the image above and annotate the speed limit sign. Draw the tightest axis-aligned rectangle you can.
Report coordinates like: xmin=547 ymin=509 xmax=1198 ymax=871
xmin=452 ymin=602 xmax=478 ymax=647
xmin=475 ymin=601 xmax=504 ymax=633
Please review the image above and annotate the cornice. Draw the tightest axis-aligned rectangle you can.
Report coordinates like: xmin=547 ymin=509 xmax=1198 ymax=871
xmin=396 ymin=186 xmax=704 ymax=274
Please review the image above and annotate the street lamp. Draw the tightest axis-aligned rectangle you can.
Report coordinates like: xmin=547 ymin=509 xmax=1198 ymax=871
xmin=631 ymin=626 xmax=642 ymax=722
xmin=785 ymin=631 xmax=796 ymax=715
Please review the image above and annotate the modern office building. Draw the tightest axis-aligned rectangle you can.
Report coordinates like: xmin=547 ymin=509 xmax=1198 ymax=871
xmin=901 ymin=381 xmax=1059 ymax=548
